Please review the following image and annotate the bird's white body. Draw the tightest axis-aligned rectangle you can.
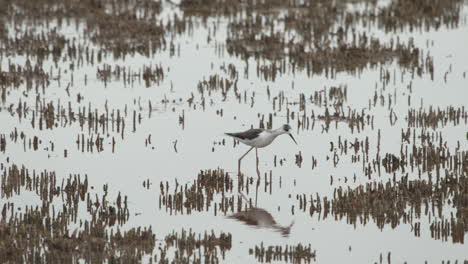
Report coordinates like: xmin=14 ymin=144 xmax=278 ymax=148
xmin=237 ymin=130 xmax=279 ymax=148
xmin=225 ymin=124 xmax=296 ymax=176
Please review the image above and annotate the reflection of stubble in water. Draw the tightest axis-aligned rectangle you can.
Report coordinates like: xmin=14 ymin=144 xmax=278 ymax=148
xmin=1 ymin=0 xmax=467 ymax=262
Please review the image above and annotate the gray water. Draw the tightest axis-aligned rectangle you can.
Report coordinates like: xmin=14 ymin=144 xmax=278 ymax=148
xmin=1 ymin=0 xmax=467 ymax=263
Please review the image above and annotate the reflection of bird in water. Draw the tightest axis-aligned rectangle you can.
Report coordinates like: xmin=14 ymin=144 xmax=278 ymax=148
xmin=228 ymin=208 xmax=294 ymax=237
xmin=225 ymin=124 xmax=297 ymax=176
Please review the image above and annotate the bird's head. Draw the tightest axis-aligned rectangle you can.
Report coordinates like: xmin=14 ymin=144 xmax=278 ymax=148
xmin=281 ymin=124 xmax=297 ymax=144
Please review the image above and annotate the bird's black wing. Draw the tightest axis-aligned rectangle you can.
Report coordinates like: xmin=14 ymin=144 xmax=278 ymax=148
xmin=225 ymin=128 xmax=263 ymax=140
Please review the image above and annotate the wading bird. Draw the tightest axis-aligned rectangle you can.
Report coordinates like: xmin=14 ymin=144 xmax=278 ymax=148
xmin=225 ymin=124 xmax=297 ymax=175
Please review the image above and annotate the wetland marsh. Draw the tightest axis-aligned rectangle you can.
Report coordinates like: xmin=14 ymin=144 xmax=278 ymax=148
xmin=0 ymin=0 xmax=467 ymax=263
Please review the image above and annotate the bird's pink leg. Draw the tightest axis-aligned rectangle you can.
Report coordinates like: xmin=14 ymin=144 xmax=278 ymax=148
xmin=238 ymin=147 xmax=254 ymax=175
xmin=256 ymin=148 xmax=260 ymax=177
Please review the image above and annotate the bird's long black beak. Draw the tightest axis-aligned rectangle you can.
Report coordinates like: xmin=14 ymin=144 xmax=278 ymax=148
xmin=288 ymin=133 xmax=297 ymax=145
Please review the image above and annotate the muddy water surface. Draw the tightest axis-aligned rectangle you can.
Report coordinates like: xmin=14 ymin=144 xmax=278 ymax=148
xmin=1 ymin=0 xmax=467 ymax=263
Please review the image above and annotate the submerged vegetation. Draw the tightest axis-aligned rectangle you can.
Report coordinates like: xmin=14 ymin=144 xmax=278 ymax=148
xmin=0 ymin=0 xmax=467 ymax=262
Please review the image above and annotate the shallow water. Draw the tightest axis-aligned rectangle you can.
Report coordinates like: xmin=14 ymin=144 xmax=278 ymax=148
xmin=1 ymin=0 xmax=468 ymax=263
